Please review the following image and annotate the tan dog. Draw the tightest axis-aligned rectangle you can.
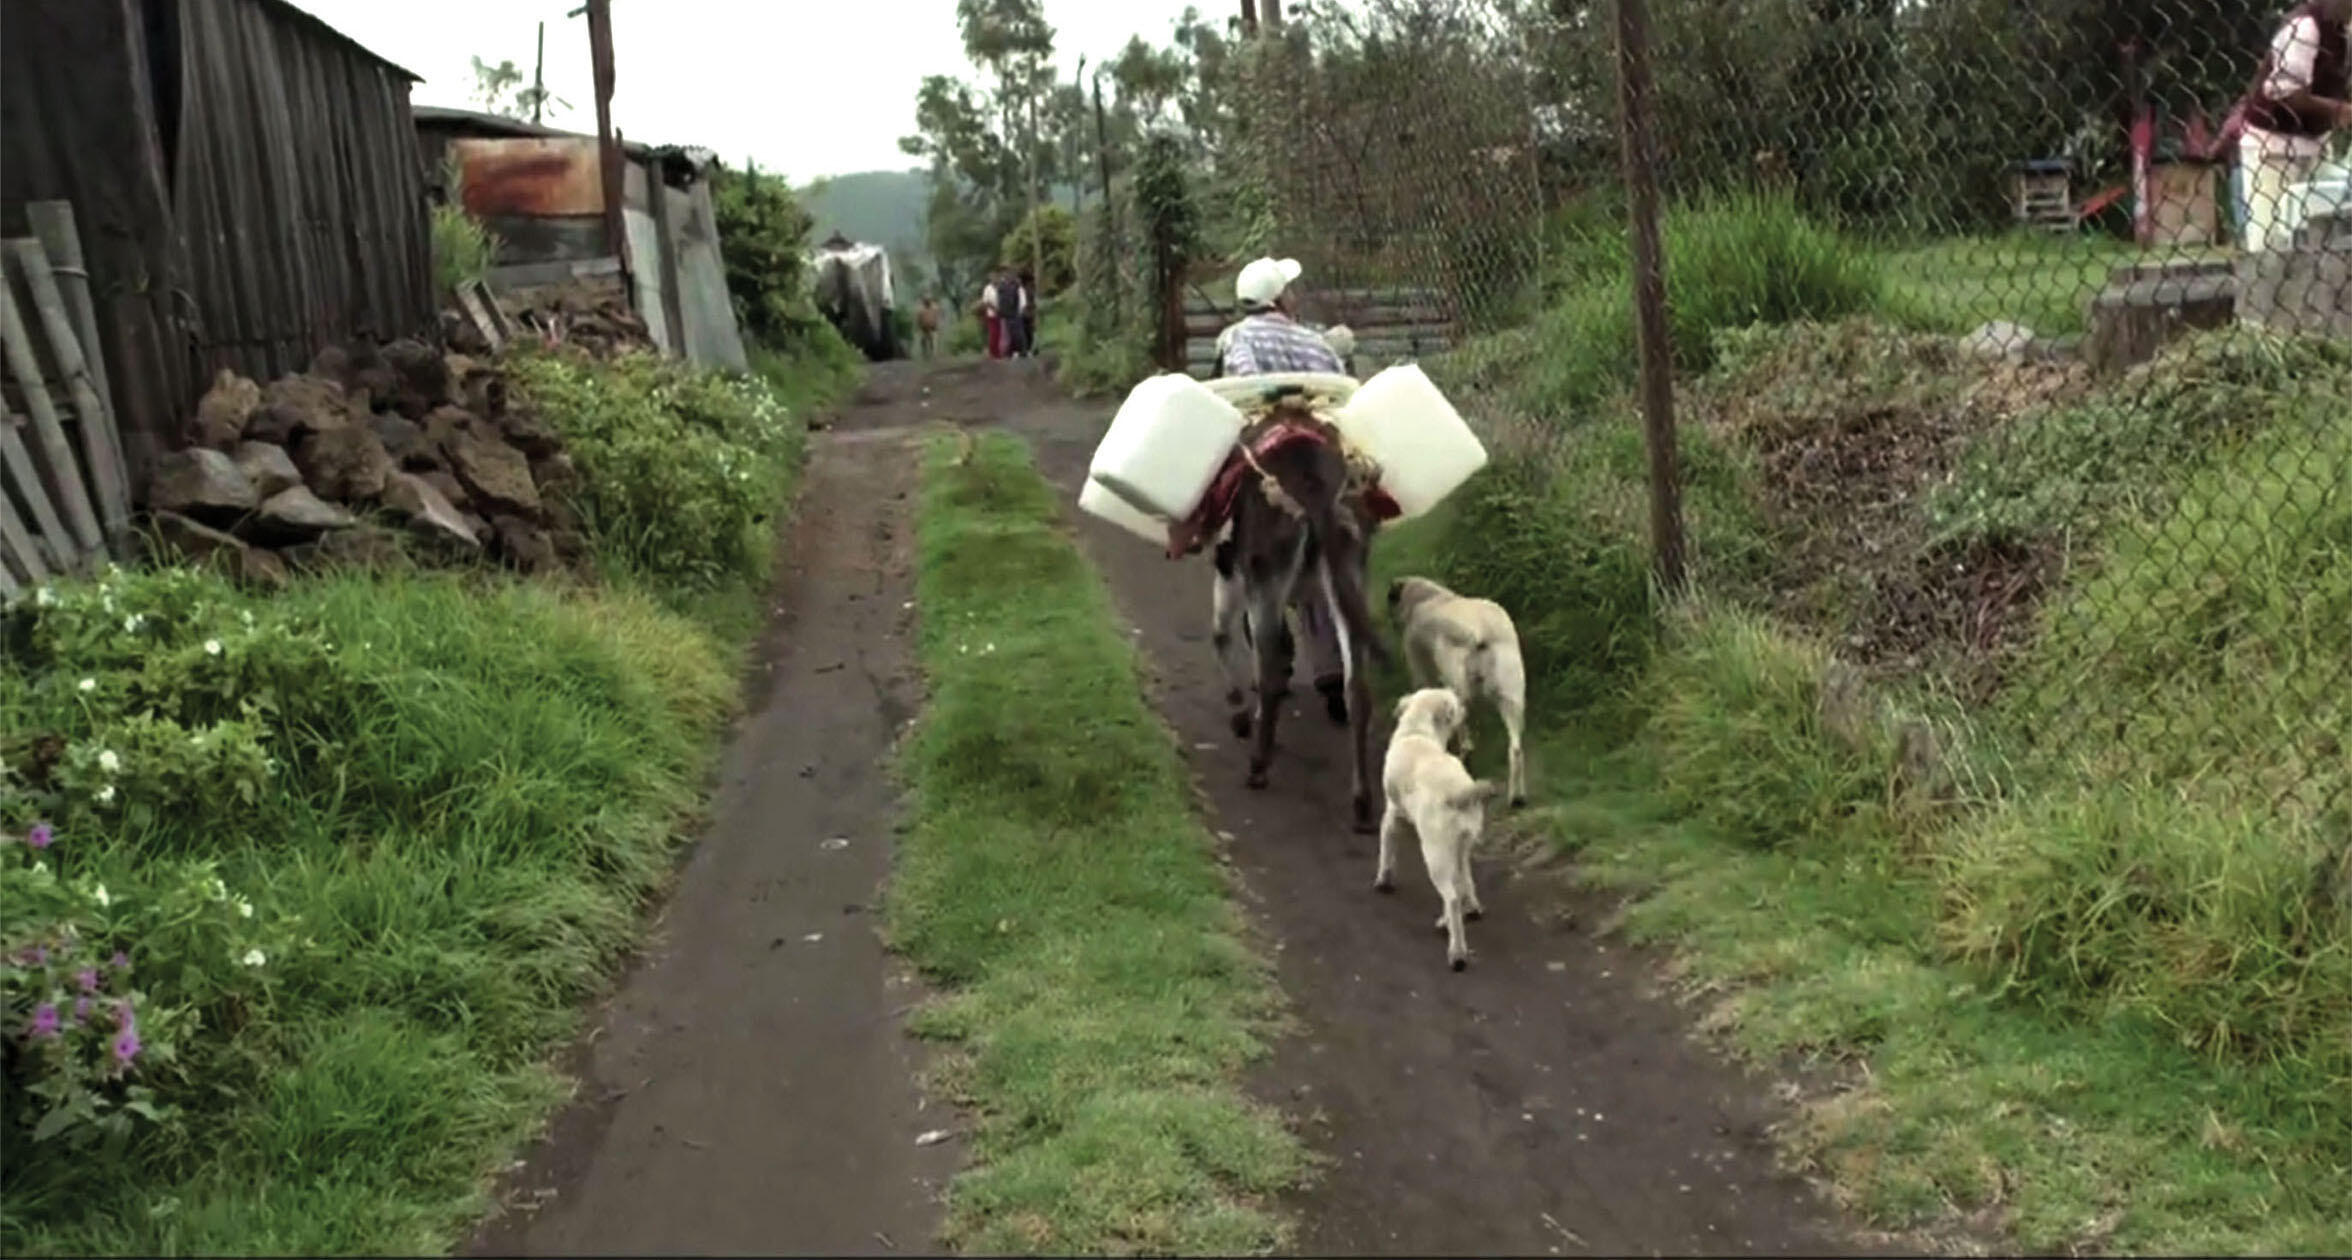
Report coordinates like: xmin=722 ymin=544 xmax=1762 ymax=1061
xmin=1377 ymin=688 xmax=1504 ymax=971
xmin=1387 ymin=576 xmax=1529 ymax=806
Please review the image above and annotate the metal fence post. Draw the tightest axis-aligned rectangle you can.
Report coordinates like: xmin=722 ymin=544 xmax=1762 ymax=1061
xmin=1611 ymin=0 xmax=1688 ymax=595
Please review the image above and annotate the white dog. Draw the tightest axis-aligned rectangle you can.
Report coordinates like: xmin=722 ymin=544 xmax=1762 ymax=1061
xmin=1377 ymin=688 xmax=1504 ymax=971
xmin=1387 ymin=576 xmax=1529 ymax=806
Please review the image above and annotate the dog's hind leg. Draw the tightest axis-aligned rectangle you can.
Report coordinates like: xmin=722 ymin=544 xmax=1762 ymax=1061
xmin=1423 ymin=828 xmax=1472 ymax=971
xmin=1374 ymin=804 xmax=1405 ymax=893
xmin=1491 ymin=645 xmax=1529 ymax=807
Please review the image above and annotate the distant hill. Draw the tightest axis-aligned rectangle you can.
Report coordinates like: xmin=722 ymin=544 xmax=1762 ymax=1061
xmin=800 ymin=170 xmax=932 ymax=264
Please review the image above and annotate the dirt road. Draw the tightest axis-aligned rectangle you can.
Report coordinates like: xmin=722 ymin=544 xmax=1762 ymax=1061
xmin=468 ymin=376 xmax=950 ymax=1256
xmin=979 ymin=362 xmax=1852 ymax=1258
xmin=473 ymin=358 xmax=1850 ymax=1256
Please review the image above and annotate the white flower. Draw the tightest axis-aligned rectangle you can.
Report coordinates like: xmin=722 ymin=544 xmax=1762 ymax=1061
xmin=95 ymin=784 xmax=116 ymax=805
xmin=239 ymin=948 xmax=267 ymax=968
xmin=236 ymin=899 xmax=254 ymax=919
xmin=78 ymin=678 xmax=96 ymax=693
xmin=124 ymin=614 xmax=145 ymax=633
xmin=36 ymin=585 xmax=57 ymax=607
xmin=204 ymin=639 xmax=222 ymax=656
xmin=207 ymin=877 xmax=229 ymax=901
xmin=94 ymin=884 xmax=111 ymax=908
xmin=241 ymin=610 xmax=256 ymax=627
xmin=97 ymin=749 xmax=120 ymax=775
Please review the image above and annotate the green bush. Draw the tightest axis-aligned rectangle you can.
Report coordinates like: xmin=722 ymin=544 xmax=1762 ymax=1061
xmin=710 ymin=162 xmax=827 ymax=348
xmin=1 ymin=564 xmax=734 ymax=1253
xmin=429 ymin=155 xmax=499 ymax=298
xmin=1640 ymin=604 xmax=1905 ymax=851
xmin=1507 ymin=192 xmax=1885 ymax=419
xmin=1938 ymin=785 xmax=2352 ymax=1076
xmin=506 ymin=349 xmax=807 ymax=589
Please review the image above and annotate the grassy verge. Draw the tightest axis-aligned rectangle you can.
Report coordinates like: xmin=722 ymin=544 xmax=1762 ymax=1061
xmin=1395 ymin=189 xmax=2352 ymax=1254
xmin=2 ymin=340 xmax=858 ymax=1255
xmin=889 ymin=432 xmax=1307 ymax=1254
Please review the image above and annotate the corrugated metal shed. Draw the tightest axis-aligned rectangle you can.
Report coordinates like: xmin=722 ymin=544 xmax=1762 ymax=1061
xmin=1 ymin=0 xmax=435 ymax=482
xmin=413 ymin=107 xmax=748 ymax=372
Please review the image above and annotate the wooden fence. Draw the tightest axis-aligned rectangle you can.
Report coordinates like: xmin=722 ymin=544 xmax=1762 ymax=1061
xmin=1 ymin=202 xmax=134 ymax=597
xmin=1181 ymin=285 xmax=1455 ymax=379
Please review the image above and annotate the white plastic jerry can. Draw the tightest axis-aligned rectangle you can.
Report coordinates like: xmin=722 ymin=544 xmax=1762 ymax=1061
xmin=1089 ymin=373 xmax=1248 ymax=521
xmin=1333 ymin=363 xmax=1488 ymax=520
xmin=1079 ymin=477 xmax=1170 ymax=546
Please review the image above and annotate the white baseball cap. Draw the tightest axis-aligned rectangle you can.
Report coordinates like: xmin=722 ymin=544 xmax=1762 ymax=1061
xmin=1235 ymin=256 xmax=1303 ymax=307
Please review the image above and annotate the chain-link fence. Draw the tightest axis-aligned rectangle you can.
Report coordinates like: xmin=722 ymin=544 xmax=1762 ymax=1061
xmin=1174 ymin=0 xmax=2352 ymax=1070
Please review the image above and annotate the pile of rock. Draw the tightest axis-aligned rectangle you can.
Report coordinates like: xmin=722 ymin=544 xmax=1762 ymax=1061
xmin=444 ymin=284 xmax=653 ymax=360
xmin=146 ymin=338 xmax=585 ymax=586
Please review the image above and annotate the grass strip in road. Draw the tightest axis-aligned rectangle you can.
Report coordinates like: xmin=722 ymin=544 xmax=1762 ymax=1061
xmin=891 ymin=432 xmax=1308 ymax=1255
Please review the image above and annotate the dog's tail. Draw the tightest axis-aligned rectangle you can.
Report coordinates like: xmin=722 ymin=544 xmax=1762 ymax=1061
xmin=1448 ymin=780 xmax=1505 ymax=811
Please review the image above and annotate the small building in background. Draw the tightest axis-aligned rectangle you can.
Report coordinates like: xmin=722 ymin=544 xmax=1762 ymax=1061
xmin=411 ymin=106 xmax=748 ymax=372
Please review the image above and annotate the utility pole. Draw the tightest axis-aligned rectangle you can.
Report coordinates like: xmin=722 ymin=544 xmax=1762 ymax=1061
xmin=1092 ymin=65 xmax=1120 ymax=318
xmin=531 ymin=20 xmax=546 ymax=124
xmin=567 ymin=0 xmax=623 ymax=263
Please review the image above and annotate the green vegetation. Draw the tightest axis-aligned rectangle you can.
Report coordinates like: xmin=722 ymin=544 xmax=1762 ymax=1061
xmin=1393 ymin=191 xmax=2352 ymax=1253
xmin=4 ymin=324 xmax=860 ymax=1254
xmin=893 ymin=433 xmax=1306 ymax=1254
xmin=429 ymin=155 xmax=499 ymax=299
xmin=1876 ymin=233 xmax=2147 ymax=337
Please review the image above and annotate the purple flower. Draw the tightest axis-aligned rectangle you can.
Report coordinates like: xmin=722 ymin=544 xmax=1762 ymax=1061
xmin=29 ymin=946 xmax=47 ymax=967
xmin=115 ymin=1000 xmax=136 ymax=1031
xmin=72 ymin=996 xmax=93 ymax=1024
xmin=77 ymin=968 xmax=100 ymax=993
xmin=27 ymin=1003 xmax=60 ymax=1039
xmin=27 ymin=823 xmax=53 ymax=850
xmin=113 ymin=1027 xmax=141 ymax=1066
xmin=109 ymin=951 xmax=130 ymax=970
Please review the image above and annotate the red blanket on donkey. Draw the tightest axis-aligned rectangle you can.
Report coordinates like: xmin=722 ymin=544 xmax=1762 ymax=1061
xmin=1163 ymin=413 xmax=1402 ymax=560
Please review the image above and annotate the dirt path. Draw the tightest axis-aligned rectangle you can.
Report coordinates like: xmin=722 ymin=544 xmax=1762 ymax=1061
xmin=982 ymin=366 xmax=1857 ymax=1257
xmin=467 ymin=367 xmax=951 ymax=1256
xmin=469 ymin=357 xmax=1853 ymax=1257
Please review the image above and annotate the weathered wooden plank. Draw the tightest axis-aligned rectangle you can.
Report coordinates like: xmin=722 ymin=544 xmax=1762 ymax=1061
xmin=24 ymin=204 xmax=122 ymax=484
xmin=0 ymin=417 xmax=74 ymax=573
xmin=0 ymin=285 xmax=104 ymax=560
xmin=0 ymin=483 xmax=49 ymax=588
xmin=10 ymin=238 xmax=129 ymax=535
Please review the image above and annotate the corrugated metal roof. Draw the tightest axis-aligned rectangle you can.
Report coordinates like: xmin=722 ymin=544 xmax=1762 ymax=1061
xmin=255 ymin=0 xmax=423 ymax=83
xmin=414 ymin=104 xmax=720 ymax=176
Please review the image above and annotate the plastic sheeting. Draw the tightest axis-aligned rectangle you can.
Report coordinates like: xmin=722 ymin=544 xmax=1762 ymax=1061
xmin=809 ymin=242 xmax=897 ymax=361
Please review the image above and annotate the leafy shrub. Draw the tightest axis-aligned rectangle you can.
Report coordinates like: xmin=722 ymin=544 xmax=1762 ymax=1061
xmin=1 ymin=564 xmax=733 ymax=1253
xmin=710 ymin=161 xmax=826 ymax=348
xmin=505 ymin=348 xmax=805 ymax=588
xmin=1 ymin=828 xmax=292 ymax=1152
xmin=998 ymin=203 xmax=1077 ymax=295
xmin=429 ymin=155 xmax=499 ymax=298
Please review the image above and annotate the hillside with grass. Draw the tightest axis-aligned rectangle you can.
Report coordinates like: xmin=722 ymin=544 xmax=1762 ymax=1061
xmin=801 ymin=169 xmax=932 ymax=262
xmin=1376 ymin=193 xmax=2352 ymax=1255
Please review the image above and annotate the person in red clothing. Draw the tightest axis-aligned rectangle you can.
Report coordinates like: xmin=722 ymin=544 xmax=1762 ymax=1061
xmin=978 ymin=272 xmax=1004 ymax=359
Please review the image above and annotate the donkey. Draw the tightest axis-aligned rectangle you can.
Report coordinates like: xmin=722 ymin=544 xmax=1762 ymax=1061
xmin=1206 ymin=402 xmax=1393 ymax=833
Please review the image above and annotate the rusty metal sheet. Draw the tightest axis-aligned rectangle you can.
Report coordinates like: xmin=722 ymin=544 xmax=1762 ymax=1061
xmin=452 ymin=137 xmax=609 ymax=219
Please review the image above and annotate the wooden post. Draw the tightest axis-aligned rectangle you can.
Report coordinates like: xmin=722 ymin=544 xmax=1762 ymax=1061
xmin=1092 ymin=69 xmax=1120 ymax=315
xmin=582 ymin=0 xmax=624 ymax=263
xmin=1612 ymin=0 xmax=1686 ymax=593
xmin=532 ymin=20 xmax=547 ymax=125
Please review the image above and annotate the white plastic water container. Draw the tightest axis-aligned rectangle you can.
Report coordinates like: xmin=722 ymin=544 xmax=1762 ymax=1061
xmin=1089 ymin=373 xmax=1248 ymax=520
xmin=1332 ymin=363 xmax=1488 ymax=520
xmin=2282 ymin=161 xmax=2351 ymax=244
xmin=1079 ymin=477 xmax=1169 ymax=546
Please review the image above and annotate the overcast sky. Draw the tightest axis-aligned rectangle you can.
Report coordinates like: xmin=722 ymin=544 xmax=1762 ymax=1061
xmin=286 ymin=0 xmax=1218 ymax=183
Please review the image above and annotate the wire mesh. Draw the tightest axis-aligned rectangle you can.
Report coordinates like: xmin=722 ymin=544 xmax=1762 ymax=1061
xmin=1216 ymin=0 xmax=2350 ymax=844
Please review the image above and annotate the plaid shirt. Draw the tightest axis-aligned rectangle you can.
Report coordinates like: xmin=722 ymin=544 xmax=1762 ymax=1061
xmin=1219 ymin=311 xmax=1345 ymax=376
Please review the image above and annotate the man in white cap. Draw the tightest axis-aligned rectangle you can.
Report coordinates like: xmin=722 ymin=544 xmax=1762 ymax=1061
xmin=1213 ymin=255 xmax=1356 ymax=724
xmin=1219 ymin=256 xmax=1349 ymax=376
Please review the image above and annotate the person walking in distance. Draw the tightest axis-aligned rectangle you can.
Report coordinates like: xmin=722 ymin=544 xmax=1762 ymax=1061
xmin=2233 ymin=0 xmax=2351 ymax=251
xmin=992 ymin=269 xmax=1027 ymax=359
xmin=979 ymin=272 xmax=1004 ymax=360
xmin=1017 ymin=270 xmax=1039 ymax=359
xmin=916 ymin=294 xmax=941 ymax=360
